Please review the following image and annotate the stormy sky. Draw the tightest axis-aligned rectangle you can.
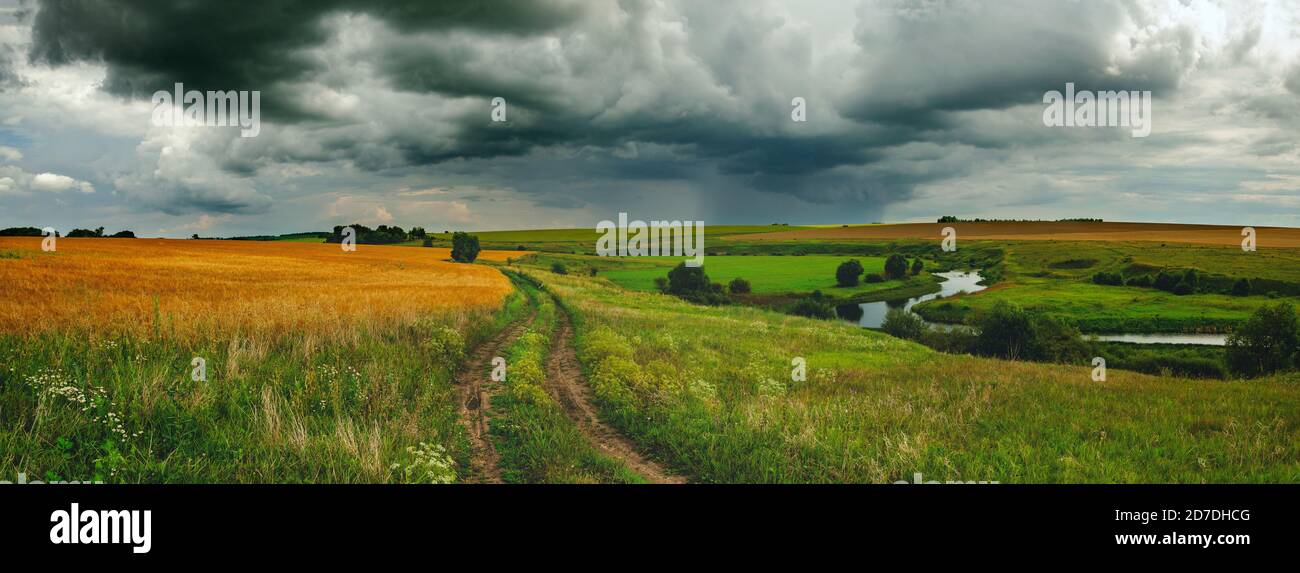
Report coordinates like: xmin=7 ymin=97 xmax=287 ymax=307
xmin=1 ymin=0 xmax=1298 ymax=237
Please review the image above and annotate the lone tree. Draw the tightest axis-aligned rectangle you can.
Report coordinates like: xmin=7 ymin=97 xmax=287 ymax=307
xmin=450 ymin=232 xmax=480 ymax=263
xmin=836 ymin=259 xmax=865 ymax=287
xmin=728 ymin=277 xmax=752 ymax=294
xmin=1225 ymin=302 xmax=1299 ymax=378
xmin=884 ymin=254 xmax=909 ymax=280
xmin=910 ymin=258 xmax=924 ymax=275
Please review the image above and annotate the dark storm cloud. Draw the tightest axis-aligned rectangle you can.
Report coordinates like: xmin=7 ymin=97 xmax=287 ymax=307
xmin=28 ymin=0 xmax=584 ymax=119
xmin=16 ymin=0 xmax=1292 ymax=230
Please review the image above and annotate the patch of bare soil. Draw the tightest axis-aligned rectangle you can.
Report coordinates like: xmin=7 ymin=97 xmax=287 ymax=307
xmin=543 ymin=301 xmax=686 ymax=484
xmin=455 ymin=310 xmax=535 ymax=484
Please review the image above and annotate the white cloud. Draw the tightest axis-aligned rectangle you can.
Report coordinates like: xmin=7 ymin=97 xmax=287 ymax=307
xmin=31 ymin=172 xmax=94 ymax=193
xmin=0 ymin=145 xmax=21 ymax=162
xmin=0 ymin=165 xmax=95 ymax=196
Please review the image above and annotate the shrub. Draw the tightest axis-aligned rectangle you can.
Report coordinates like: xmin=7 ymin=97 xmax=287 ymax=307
xmin=728 ymin=277 xmax=752 ymax=294
xmin=1182 ymin=268 xmax=1200 ymax=291
xmin=835 ymin=259 xmax=865 ymax=287
xmin=910 ymin=258 xmax=924 ymax=275
xmin=1232 ymin=278 xmax=1252 ymax=297
xmin=67 ymin=227 xmax=105 ymax=238
xmin=1172 ymin=280 xmax=1193 ymax=295
xmin=551 ymin=262 xmax=568 ymax=275
xmin=1225 ymin=302 xmax=1299 ymax=377
xmin=588 ymin=266 xmax=598 ymax=277
xmin=421 ymin=237 xmax=434 ymax=247
xmin=1030 ymin=315 xmax=1092 ymax=364
xmin=667 ymin=263 xmax=710 ymax=294
xmin=790 ymin=298 xmax=835 ymax=319
xmin=1154 ymin=270 xmax=1179 ymax=292
xmin=971 ymin=301 xmax=1090 ymax=362
xmin=1125 ymin=275 xmax=1153 ymax=288
xmin=864 ymin=273 xmax=884 ymax=284
xmin=109 ymin=230 xmax=136 ymax=238
xmin=884 ymin=254 xmax=909 ymax=280
xmin=973 ymin=301 xmax=1035 ymax=360
xmin=653 ymin=277 xmax=668 ymax=292
xmin=881 ymin=308 xmax=928 ymax=340
xmin=450 ymin=232 xmax=480 ymax=262
xmin=1092 ymin=272 xmax=1123 ymax=286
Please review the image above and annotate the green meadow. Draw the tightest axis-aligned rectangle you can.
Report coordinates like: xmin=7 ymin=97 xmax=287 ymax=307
xmin=914 ymin=240 xmax=1300 ymax=333
xmin=524 ymin=267 xmax=1300 ymax=483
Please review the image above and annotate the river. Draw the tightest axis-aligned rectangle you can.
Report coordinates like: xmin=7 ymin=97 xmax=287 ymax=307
xmin=837 ymin=270 xmax=1228 ymax=346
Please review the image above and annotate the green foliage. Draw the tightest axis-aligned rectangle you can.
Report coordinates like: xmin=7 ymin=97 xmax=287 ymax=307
xmin=667 ymin=263 xmax=728 ymax=305
xmin=883 ymin=254 xmax=909 ymax=280
xmin=67 ymin=227 xmax=105 ymax=238
xmin=864 ymin=273 xmax=884 ymax=283
xmin=1099 ymin=343 xmax=1227 ymax=379
xmin=667 ymin=263 xmax=709 ymax=294
xmin=973 ymin=301 xmax=1036 ymax=360
xmin=1232 ymin=278 xmax=1252 ymax=297
xmin=327 ymin=224 xmax=411 ymax=245
xmin=450 ymin=232 xmax=481 ymax=263
xmin=790 ymin=297 xmax=835 ymax=319
xmin=881 ymin=308 xmax=928 ymax=340
xmin=728 ymin=277 xmax=752 ymax=294
xmin=551 ymin=262 xmax=568 ymax=275
xmin=972 ymin=301 xmax=1092 ymax=362
xmin=910 ymin=258 xmax=924 ymax=275
xmin=1225 ymin=302 xmax=1300 ymax=378
xmin=1048 ymin=258 xmax=1097 ymax=269
xmin=1092 ymin=271 xmax=1123 ymax=286
xmin=835 ymin=259 xmax=865 ymax=286
xmin=421 ymin=237 xmax=434 ymax=247
xmin=1154 ymin=270 xmax=1180 ymax=292
xmin=1125 ymin=275 xmax=1153 ymax=288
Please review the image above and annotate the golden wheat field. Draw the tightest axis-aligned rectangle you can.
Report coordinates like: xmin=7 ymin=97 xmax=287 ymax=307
xmin=0 ymin=238 xmax=526 ymax=337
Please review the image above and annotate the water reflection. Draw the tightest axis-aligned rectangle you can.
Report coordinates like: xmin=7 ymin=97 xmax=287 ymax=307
xmin=846 ymin=271 xmax=987 ymax=329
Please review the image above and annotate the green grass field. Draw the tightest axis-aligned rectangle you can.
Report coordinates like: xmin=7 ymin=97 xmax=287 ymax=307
xmin=913 ymin=241 xmax=1300 ymax=333
xmin=520 ymin=252 xmax=939 ymax=301
xmin=527 ymin=267 xmax=1300 ymax=483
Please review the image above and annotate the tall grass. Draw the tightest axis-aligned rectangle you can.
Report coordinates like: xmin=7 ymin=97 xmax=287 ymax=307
xmin=0 ymin=238 xmax=525 ymax=483
xmin=529 ymin=269 xmax=1300 ymax=483
xmin=488 ymin=275 xmax=642 ymax=483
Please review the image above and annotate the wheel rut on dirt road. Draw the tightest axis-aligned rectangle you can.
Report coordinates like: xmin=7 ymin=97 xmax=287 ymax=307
xmin=543 ymin=299 xmax=686 ymax=484
xmin=455 ymin=309 xmax=535 ymax=484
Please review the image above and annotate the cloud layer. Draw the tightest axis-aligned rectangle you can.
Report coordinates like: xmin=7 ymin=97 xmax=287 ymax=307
xmin=2 ymin=0 xmax=1299 ymax=235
